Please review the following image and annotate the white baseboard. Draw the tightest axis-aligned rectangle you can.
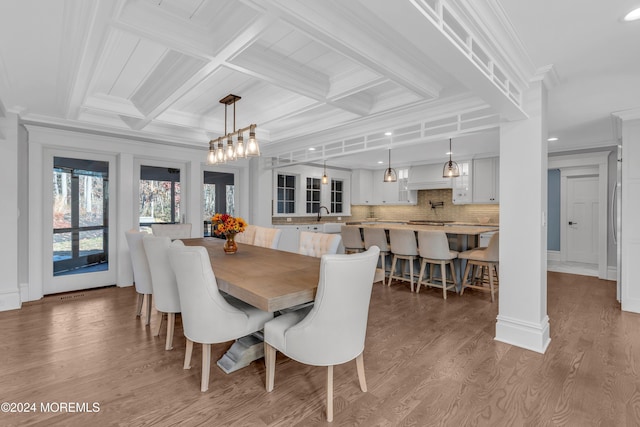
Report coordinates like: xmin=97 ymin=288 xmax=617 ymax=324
xmin=495 ymin=314 xmax=551 ymax=354
xmin=547 ymin=251 xmax=561 ymax=262
xmin=0 ymin=289 xmax=22 ymax=312
xmin=607 ymin=266 xmax=617 ymax=281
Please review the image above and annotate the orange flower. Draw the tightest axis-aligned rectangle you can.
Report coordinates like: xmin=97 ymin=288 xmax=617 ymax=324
xmin=211 ymin=213 xmax=247 ymax=236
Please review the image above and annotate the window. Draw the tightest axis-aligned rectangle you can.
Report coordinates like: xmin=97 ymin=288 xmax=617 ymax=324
xmin=306 ymin=177 xmax=321 ymax=214
xmin=203 ymin=171 xmax=235 ymax=236
xmin=331 ymin=179 xmax=343 ymax=213
xmin=277 ymin=174 xmax=296 ymax=214
xmin=139 ymin=166 xmax=181 ymax=230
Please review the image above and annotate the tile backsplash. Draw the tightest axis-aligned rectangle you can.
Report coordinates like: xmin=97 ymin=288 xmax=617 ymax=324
xmin=350 ymin=189 xmax=499 ymax=224
xmin=272 ymin=189 xmax=499 ymax=225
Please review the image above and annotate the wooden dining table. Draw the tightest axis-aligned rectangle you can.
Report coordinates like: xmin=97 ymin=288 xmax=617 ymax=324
xmin=182 ymin=237 xmax=321 ymax=312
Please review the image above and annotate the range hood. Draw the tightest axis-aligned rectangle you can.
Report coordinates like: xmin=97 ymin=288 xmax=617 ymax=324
xmin=407 ymin=164 xmax=453 ymax=190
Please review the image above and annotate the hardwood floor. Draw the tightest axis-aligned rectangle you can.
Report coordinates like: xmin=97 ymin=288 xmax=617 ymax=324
xmin=1 ymin=272 xmax=639 ymax=426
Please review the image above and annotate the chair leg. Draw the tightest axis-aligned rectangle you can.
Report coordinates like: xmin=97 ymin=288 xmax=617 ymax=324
xmin=356 ymin=352 xmax=367 ymax=392
xmin=327 ymin=365 xmax=334 ymax=422
xmin=489 ymin=263 xmax=495 ymax=303
xmin=155 ymin=312 xmax=164 ymax=337
xmin=165 ymin=313 xmax=175 ymax=350
xmin=184 ymin=339 xmax=193 ymax=369
xmin=409 ymin=257 xmax=415 ymax=292
xmin=265 ymin=342 xmax=276 ymax=392
xmin=449 ymin=260 xmax=458 ymax=294
xmin=136 ymin=293 xmax=144 ymax=317
xmin=416 ymin=259 xmax=427 ymax=294
xmin=440 ymin=261 xmax=447 ymax=299
xmin=201 ymin=343 xmax=211 ymax=392
xmin=388 ymin=256 xmax=398 ymax=287
xmin=461 ymin=261 xmax=471 ymax=295
xmin=145 ymin=294 xmax=152 ymax=326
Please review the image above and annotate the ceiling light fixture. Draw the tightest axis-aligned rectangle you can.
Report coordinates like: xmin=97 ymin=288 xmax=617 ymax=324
xmin=442 ymin=138 xmax=460 ymax=178
xmin=547 ymin=137 xmax=558 ymax=142
xmin=322 ymin=161 xmax=329 ymax=185
xmin=623 ymin=7 xmax=640 ymax=21
xmin=206 ymin=94 xmax=258 ymax=165
xmin=383 ymin=149 xmax=397 ymax=182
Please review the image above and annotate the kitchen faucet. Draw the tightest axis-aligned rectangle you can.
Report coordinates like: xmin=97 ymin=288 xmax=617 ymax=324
xmin=317 ymin=205 xmax=330 ymax=222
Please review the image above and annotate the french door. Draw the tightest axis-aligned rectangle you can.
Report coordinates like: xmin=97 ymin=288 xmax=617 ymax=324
xmin=45 ymin=151 xmax=116 ymax=294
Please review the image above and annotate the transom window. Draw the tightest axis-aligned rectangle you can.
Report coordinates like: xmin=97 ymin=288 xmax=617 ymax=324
xmin=277 ymin=174 xmax=296 ymax=214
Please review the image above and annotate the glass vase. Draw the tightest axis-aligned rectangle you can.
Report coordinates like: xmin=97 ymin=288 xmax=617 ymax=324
xmin=223 ymin=233 xmax=238 ymax=254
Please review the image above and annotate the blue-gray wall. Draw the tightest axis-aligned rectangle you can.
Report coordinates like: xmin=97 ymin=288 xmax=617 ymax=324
xmin=548 ymin=169 xmax=561 ymax=251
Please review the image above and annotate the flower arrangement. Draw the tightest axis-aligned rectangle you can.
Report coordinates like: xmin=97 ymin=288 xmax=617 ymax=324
xmin=211 ymin=213 xmax=247 ymax=237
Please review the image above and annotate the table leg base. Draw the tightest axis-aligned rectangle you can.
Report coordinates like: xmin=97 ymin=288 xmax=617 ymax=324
xmin=217 ymin=332 xmax=264 ymax=374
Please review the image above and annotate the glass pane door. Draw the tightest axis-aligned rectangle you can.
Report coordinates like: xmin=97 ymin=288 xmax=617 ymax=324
xmin=53 ymin=157 xmax=109 ymax=276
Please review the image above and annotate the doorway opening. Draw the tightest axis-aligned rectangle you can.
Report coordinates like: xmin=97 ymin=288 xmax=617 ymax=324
xmin=203 ymin=171 xmax=235 ymax=237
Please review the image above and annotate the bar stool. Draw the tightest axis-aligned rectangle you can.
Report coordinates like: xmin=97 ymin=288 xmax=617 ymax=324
xmin=363 ymin=227 xmax=390 ymax=278
xmin=387 ymin=229 xmax=419 ymax=292
xmin=416 ymin=230 xmax=459 ymax=299
xmin=459 ymin=232 xmax=499 ymax=302
xmin=341 ymin=225 xmax=365 ymax=254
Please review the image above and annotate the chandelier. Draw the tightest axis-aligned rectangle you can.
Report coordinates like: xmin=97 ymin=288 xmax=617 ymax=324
xmin=207 ymin=94 xmax=259 ymax=165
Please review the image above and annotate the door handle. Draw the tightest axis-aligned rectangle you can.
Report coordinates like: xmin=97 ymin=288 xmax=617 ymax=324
xmin=568 ymin=221 xmax=578 ymax=225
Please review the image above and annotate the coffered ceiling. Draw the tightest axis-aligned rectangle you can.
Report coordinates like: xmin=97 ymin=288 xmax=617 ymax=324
xmin=0 ymin=0 xmax=638 ymax=169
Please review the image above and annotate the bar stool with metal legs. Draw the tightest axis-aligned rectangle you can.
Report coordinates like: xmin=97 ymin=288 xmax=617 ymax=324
xmin=459 ymin=231 xmax=499 ymax=302
xmin=341 ymin=225 xmax=365 ymax=254
xmin=363 ymin=227 xmax=390 ymax=279
xmin=387 ymin=228 xmax=419 ymax=292
xmin=416 ymin=230 xmax=459 ymax=299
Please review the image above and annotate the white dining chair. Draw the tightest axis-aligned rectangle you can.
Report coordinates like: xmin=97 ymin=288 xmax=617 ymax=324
xmin=151 ymin=223 xmax=192 ymax=240
xmin=298 ymin=231 xmax=342 ymax=258
xmin=125 ymin=229 xmax=153 ymax=325
xmin=459 ymin=231 xmax=499 ymax=302
xmin=340 ymin=225 xmax=365 ymax=253
xmin=253 ymin=226 xmax=282 ymax=249
xmin=234 ymin=224 xmax=257 ymax=245
xmin=387 ymin=228 xmax=419 ymax=291
xmin=416 ymin=230 xmax=459 ymax=299
xmin=169 ymin=240 xmax=273 ymax=392
xmin=142 ymin=235 xmax=181 ymax=350
xmin=264 ymin=246 xmax=380 ymax=422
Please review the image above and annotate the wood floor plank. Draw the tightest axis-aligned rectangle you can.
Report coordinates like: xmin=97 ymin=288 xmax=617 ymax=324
xmin=1 ymin=274 xmax=640 ymax=426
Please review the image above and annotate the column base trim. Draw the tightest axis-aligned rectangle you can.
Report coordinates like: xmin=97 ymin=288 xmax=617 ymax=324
xmin=0 ymin=289 xmax=22 ymax=312
xmin=495 ymin=314 xmax=550 ymax=354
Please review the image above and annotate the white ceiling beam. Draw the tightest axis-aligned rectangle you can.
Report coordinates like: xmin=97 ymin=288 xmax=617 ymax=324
xmin=260 ymin=0 xmax=443 ymax=100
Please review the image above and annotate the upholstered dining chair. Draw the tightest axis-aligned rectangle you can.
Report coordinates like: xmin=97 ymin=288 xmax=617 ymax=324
xmin=253 ymin=226 xmax=282 ymax=249
xmin=125 ymin=229 xmax=153 ymax=325
xmin=142 ymin=235 xmax=181 ymax=350
xmin=234 ymin=224 xmax=257 ymax=245
xmin=416 ymin=230 xmax=459 ymax=299
xmin=168 ymin=240 xmax=273 ymax=392
xmin=459 ymin=231 xmax=499 ymax=302
xmin=151 ymin=223 xmax=192 ymax=240
xmin=298 ymin=231 xmax=342 ymax=258
xmin=340 ymin=225 xmax=365 ymax=253
xmin=264 ymin=246 xmax=380 ymax=422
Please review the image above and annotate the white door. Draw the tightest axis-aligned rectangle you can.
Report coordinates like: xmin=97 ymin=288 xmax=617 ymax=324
xmin=566 ymin=175 xmax=599 ymax=264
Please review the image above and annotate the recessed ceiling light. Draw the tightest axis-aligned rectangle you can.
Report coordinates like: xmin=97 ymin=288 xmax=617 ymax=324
xmin=384 ymin=132 xmax=392 ymax=136
xmin=547 ymin=137 xmax=559 ymax=142
xmin=377 ymin=161 xmax=384 ymax=164
xmin=308 ymin=147 xmax=316 ymax=151
xmin=623 ymin=7 xmax=640 ymax=21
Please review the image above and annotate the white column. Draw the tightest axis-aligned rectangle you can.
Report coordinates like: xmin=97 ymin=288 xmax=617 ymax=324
xmin=614 ymin=109 xmax=640 ymax=313
xmin=117 ymin=153 xmax=135 ymax=287
xmin=0 ymin=111 xmax=21 ymax=310
xmin=495 ymin=80 xmax=550 ymax=353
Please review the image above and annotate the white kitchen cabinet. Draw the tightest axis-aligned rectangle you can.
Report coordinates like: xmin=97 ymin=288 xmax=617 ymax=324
xmin=372 ymin=168 xmax=416 ymax=205
xmin=473 ymin=157 xmax=499 ymax=203
xmin=452 ymin=161 xmax=472 ymax=204
xmin=351 ymin=169 xmax=374 ymax=205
